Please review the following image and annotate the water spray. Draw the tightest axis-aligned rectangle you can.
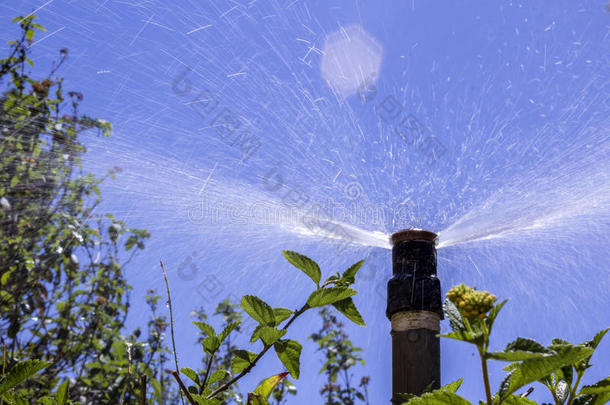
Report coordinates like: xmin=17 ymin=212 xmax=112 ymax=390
xmin=387 ymin=229 xmax=443 ymax=403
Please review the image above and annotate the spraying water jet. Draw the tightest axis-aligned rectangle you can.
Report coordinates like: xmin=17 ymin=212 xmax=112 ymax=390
xmin=387 ymin=229 xmax=443 ymax=403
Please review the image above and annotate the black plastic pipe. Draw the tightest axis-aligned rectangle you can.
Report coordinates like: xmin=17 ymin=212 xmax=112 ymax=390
xmin=386 ymin=229 xmax=443 ymax=404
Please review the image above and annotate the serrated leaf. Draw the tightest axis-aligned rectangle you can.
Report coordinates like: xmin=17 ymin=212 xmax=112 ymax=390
xmin=274 ymin=339 xmax=302 ymax=379
xmin=272 ymin=308 xmax=293 ymax=326
xmin=241 ymin=295 xmax=275 ymax=326
xmin=202 ymin=336 xmax=221 ymax=354
xmin=505 ymin=337 xmax=549 ymax=353
xmin=181 ymin=367 xmax=200 ymax=385
xmin=443 ymin=299 xmax=464 ymax=331
xmin=440 ymin=378 xmax=463 ymax=393
xmin=498 ymin=345 xmax=594 ymax=401
xmin=487 ymin=350 xmax=549 ymax=361
xmin=0 ymin=360 xmax=51 ymax=395
xmin=258 ymin=326 xmax=287 ymax=346
xmin=306 ymin=287 xmax=356 ymax=308
xmin=253 ymin=372 xmax=289 ymax=400
xmin=193 ymin=321 xmax=216 ymax=337
xmin=231 ymin=350 xmax=258 ymax=374
xmin=282 ymin=250 xmax=321 ymax=285
xmin=584 ymin=328 xmax=609 ymax=350
xmin=219 ymin=322 xmax=238 ymax=343
xmin=402 ymin=389 xmax=472 ymax=404
xmin=332 ymin=297 xmax=365 ymax=326
xmin=579 ymin=377 xmax=610 ymax=396
xmin=342 ymin=259 xmax=364 ymax=282
xmin=488 ymin=337 xmax=550 ymax=361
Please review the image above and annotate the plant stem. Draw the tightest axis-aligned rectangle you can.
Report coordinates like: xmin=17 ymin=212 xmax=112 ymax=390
xmin=139 ymin=375 xmax=147 ymax=405
xmin=199 ymin=351 xmax=216 ymax=394
xmin=479 ymin=348 xmax=493 ymax=405
xmin=567 ymin=372 xmax=584 ymax=405
xmin=206 ymin=304 xmax=308 ymax=400
xmin=171 ymin=370 xmax=197 ymax=405
xmin=160 ymin=261 xmax=185 ymax=405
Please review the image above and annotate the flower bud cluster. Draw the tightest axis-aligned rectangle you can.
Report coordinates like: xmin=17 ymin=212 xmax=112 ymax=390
xmin=447 ymin=283 xmax=496 ymax=319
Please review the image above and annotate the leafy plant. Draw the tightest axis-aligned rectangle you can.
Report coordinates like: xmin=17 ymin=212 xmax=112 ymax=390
xmin=310 ymin=307 xmax=370 ymax=405
xmin=0 ymin=14 xmax=155 ymax=403
xmin=402 ymin=283 xmax=609 ymax=405
xmin=171 ymin=250 xmax=366 ymax=405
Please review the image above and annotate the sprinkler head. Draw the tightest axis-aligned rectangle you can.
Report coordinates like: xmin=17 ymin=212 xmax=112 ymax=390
xmin=386 ymin=228 xmax=443 ymax=319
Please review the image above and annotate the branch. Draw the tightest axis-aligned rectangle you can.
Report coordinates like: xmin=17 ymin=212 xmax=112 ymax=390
xmin=139 ymin=375 xmax=147 ymax=405
xmin=160 ymin=261 xmax=184 ymax=405
xmin=171 ymin=370 xmax=197 ymax=405
xmin=206 ymin=304 xmax=308 ymax=400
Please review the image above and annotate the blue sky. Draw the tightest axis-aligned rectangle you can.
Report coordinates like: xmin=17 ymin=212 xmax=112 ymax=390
xmin=1 ymin=1 xmax=609 ymax=403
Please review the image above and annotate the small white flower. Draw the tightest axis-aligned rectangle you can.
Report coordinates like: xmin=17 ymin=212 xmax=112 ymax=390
xmin=0 ymin=196 xmax=10 ymax=211
xmin=56 ymin=246 xmax=64 ymax=254
xmin=54 ymin=123 xmax=63 ymax=131
xmin=71 ymin=253 xmax=79 ymax=264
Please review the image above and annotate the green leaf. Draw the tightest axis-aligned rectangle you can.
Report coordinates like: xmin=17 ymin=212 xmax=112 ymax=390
xmin=438 ymin=330 xmax=480 ymax=345
xmin=241 ymin=295 xmax=275 ymax=326
xmin=342 ymin=259 xmax=364 ymax=282
xmin=505 ymin=337 xmax=549 ymax=353
xmin=207 ymin=369 xmax=229 ymax=386
xmin=272 ymin=308 xmax=293 ymax=326
xmin=193 ymin=321 xmax=216 ymax=337
xmin=402 ymin=390 xmax=472 ymax=404
xmin=306 ymin=287 xmax=357 ymax=308
xmin=332 ymin=297 xmax=365 ymax=326
xmin=231 ymin=350 xmax=258 ymax=374
xmin=251 ymin=324 xmax=264 ymax=343
xmin=0 ymin=360 xmax=51 ymax=395
xmin=579 ymin=377 xmax=610 ymax=396
xmin=202 ymin=336 xmax=221 ymax=354
xmin=55 ymin=380 xmax=69 ymax=405
xmin=258 ymin=326 xmax=287 ymax=346
xmin=485 ymin=299 xmax=507 ymax=333
xmin=440 ymin=378 xmax=463 ymax=393
xmin=501 ymin=395 xmax=538 ymax=405
xmin=584 ymin=328 xmax=609 ymax=350
xmin=180 ymin=367 xmax=200 ymax=385
xmin=219 ymin=322 xmax=238 ymax=343
xmin=253 ymin=372 xmax=289 ymax=399
xmin=487 ymin=338 xmax=550 ymax=361
xmin=274 ymin=339 xmax=302 ymax=379
xmin=498 ymin=344 xmax=594 ymax=401
xmin=282 ymin=250 xmax=321 ymax=286
xmin=487 ymin=350 xmax=549 ymax=361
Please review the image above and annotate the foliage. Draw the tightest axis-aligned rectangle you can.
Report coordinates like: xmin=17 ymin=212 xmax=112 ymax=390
xmin=402 ymin=284 xmax=609 ymax=405
xmin=172 ymin=250 xmax=366 ymax=405
xmin=0 ymin=14 xmax=156 ymax=403
xmin=310 ymin=307 xmax=370 ymax=405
